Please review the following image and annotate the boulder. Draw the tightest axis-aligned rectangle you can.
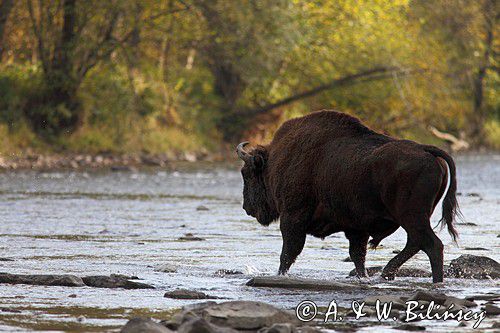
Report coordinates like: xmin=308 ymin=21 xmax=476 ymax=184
xmin=446 ymin=255 xmax=500 ymax=279
xmin=164 ymin=289 xmax=218 ymax=300
xmin=82 ymin=275 xmax=154 ymax=289
xmin=348 ymin=266 xmax=431 ymax=278
xmin=177 ymin=317 xmax=237 ymax=333
xmin=201 ymin=301 xmax=297 ymax=330
xmin=483 ymin=304 xmax=500 ymax=316
xmin=258 ymin=323 xmax=297 ymax=333
xmin=120 ymin=318 xmax=172 ymax=333
xmin=362 ymin=295 xmax=407 ymax=310
xmin=0 ymin=273 xmax=84 ymax=287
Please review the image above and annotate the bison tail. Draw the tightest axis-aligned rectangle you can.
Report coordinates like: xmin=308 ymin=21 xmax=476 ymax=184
xmin=424 ymin=145 xmax=461 ymax=243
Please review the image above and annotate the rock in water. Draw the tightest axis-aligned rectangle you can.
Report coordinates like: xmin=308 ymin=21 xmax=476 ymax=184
xmin=258 ymin=323 xmax=297 ymax=333
xmin=164 ymin=289 xmax=218 ymax=300
xmin=178 ymin=233 xmax=205 ymax=241
xmin=177 ymin=318 xmax=238 ymax=333
xmin=155 ymin=264 xmax=178 ymax=273
xmin=200 ymin=301 xmax=297 ymax=330
xmin=214 ymin=269 xmax=244 ymax=277
xmin=82 ymin=275 xmax=154 ymax=289
xmin=0 ymin=273 xmax=85 ymax=287
xmin=121 ymin=318 xmax=172 ymax=333
xmin=446 ymin=255 xmax=500 ymax=279
xmin=394 ymin=324 xmax=426 ymax=331
xmin=483 ymin=304 xmax=500 ymax=316
xmin=348 ymin=266 xmax=431 ymax=278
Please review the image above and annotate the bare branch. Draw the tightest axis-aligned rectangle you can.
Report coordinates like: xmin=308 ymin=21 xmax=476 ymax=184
xmin=241 ymin=67 xmax=425 ymax=117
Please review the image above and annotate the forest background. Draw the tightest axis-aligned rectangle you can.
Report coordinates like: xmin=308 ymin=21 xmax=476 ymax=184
xmin=0 ymin=0 xmax=498 ymax=161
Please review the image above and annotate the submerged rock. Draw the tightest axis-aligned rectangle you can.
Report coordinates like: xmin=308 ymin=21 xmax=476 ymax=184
xmin=258 ymin=323 xmax=297 ymax=333
xmin=247 ymin=276 xmax=367 ymax=291
xmin=362 ymin=295 xmax=407 ymax=310
xmin=155 ymin=264 xmax=178 ymax=273
xmin=464 ymin=247 xmax=489 ymax=251
xmin=214 ymin=269 xmax=244 ymax=277
xmin=348 ymin=266 xmax=431 ymax=278
xmin=483 ymin=304 xmax=500 ymax=316
xmin=394 ymin=324 xmax=426 ymax=331
xmin=164 ymin=289 xmax=218 ymax=300
xmin=446 ymin=254 xmax=500 ymax=279
xmin=0 ymin=273 xmax=85 ymax=287
xmin=178 ymin=317 xmax=237 ymax=333
xmin=120 ymin=318 xmax=172 ymax=333
xmin=178 ymin=233 xmax=205 ymax=241
xmin=82 ymin=275 xmax=154 ymax=289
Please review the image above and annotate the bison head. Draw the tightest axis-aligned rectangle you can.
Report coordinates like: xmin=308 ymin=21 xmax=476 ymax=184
xmin=236 ymin=142 xmax=278 ymax=226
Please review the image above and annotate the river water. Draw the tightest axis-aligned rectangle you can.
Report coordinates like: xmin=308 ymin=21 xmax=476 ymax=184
xmin=0 ymin=155 xmax=498 ymax=332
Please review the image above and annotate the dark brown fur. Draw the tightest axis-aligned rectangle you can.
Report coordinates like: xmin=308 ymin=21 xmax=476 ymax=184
xmin=238 ymin=110 xmax=459 ymax=283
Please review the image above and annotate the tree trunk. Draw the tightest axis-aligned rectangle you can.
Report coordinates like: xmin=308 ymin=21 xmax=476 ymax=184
xmin=469 ymin=0 xmax=495 ymax=143
xmin=0 ymin=0 xmax=14 ymax=61
xmin=27 ymin=0 xmax=81 ymax=136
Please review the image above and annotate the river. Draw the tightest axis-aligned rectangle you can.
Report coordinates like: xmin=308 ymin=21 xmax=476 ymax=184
xmin=0 ymin=154 xmax=498 ymax=332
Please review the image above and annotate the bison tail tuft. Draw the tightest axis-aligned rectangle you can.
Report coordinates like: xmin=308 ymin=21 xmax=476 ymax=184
xmin=424 ymin=146 xmax=461 ymax=243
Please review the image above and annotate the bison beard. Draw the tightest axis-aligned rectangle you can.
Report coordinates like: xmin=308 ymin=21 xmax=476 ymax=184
xmin=237 ymin=110 xmax=459 ymax=283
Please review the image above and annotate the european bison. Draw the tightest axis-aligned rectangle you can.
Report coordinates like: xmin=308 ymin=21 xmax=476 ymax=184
xmin=237 ymin=110 xmax=459 ymax=283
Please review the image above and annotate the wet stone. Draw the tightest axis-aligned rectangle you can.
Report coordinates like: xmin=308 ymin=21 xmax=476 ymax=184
xmin=362 ymin=295 xmax=407 ymax=310
xmin=82 ymin=275 xmax=154 ymax=289
xmin=394 ymin=324 xmax=426 ymax=331
xmin=120 ymin=318 xmax=173 ymax=333
xmin=155 ymin=264 xmax=178 ymax=273
xmin=258 ymin=323 xmax=297 ymax=333
xmin=196 ymin=205 xmax=210 ymax=211
xmin=178 ymin=317 xmax=238 ymax=333
xmin=464 ymin=247 xmax=489 ymax=251
xmin=466 ymin=293 xmax=500 ymax=302
xmin=214 ymin=269 xmax=244 ymax=277
xmin=0 ymin=273 xmax=85 ymax=287
xmin=348 ymin=266 xmax=431 ymax=278
xmin=446 ymin=254 xmax=500 ymax=279
xmin=483 ymin=304 xmax=500 ymax=316
xmin=164 ymin=289 xmax=218 ymax=300
xmin=178 ymin=233 xmax=205 ymax=241
xmin=0 ymin=258 xmax=14 ymax=261
xmin=200 ymin=301 xmax=298 ymax=330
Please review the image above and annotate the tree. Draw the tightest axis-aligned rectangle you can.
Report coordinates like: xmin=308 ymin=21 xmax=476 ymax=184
xmin=0 ymin=0 xmax=14 ymax=60
xmin=25 ymin=0 xmax=132 ymax=136
xmin=413 ymin=0 xmax=499 ymax=143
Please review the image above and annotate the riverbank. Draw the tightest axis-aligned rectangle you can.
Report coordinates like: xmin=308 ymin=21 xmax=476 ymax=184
xmin=1 ymin=149 xmax=498 ymax=171
xmin=0 ymin=151 xmax=231 ymax=170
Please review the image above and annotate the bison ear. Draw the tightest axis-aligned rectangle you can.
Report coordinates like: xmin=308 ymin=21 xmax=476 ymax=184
xmin=251 ymin=147 xmax=267 ymax=171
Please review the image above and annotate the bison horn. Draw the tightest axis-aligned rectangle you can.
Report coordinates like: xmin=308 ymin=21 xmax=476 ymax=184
xmin=236 ymin=141 xmax=251 ymax=162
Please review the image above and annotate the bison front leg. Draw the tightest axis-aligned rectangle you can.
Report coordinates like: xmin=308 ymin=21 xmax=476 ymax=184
xmin=345 ymin=230 xmax=369 ymax=278
xmin=278 ymin=216 xmax=307 ymax=275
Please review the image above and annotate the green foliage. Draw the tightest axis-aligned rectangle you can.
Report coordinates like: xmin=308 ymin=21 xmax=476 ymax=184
xmin=0 ymin=0 xmax=498 ymax=154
